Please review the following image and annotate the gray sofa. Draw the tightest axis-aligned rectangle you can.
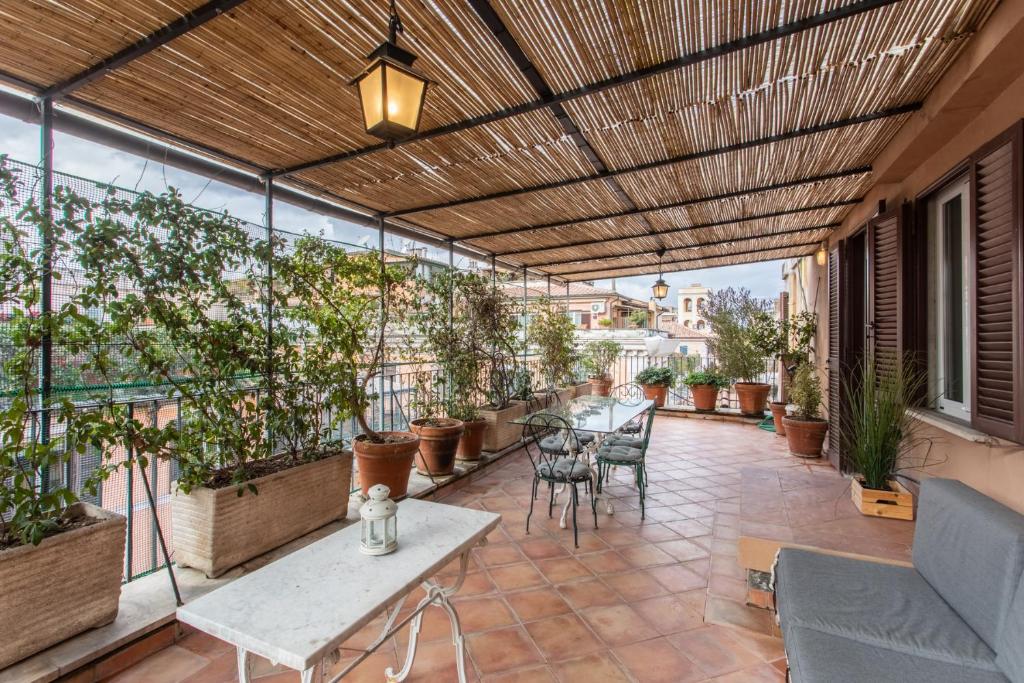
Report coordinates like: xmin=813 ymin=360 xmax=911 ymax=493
xmin=775 ymin=478 xmax=1024 ymax=683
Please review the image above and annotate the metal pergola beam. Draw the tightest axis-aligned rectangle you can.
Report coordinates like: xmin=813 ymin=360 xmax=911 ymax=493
xmin=458 ymin=167 xmax=871 ymax=241
xmin=387 ymin=103 xmax=918 ymax=217
xmin=273 ymin=0 xmax=903 ymax=177
xmin=527 ymin=223 xmax=839 ymax=270
xmin=39 ymin=0 xmax=249 ymax=100
xmin=559 ymin=240 xmax=823 ymax=280
xmin=497 ymin=199 xmax=860 ymax=258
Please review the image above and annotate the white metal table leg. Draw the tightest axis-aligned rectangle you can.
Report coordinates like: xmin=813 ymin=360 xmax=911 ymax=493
xmin=236 ymin=648 xmax=253 ymax=683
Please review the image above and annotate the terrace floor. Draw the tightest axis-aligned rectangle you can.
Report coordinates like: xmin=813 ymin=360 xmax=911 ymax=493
xmin=106 ymin=415 xmax=915 ymax=683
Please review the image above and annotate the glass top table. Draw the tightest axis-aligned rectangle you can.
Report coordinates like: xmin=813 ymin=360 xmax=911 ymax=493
xmin=510 ymin=394 xmax=654 ymax=434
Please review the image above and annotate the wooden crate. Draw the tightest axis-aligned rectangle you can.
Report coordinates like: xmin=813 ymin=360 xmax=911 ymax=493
xmin=850 ymin=478 xmax=915 ymax=521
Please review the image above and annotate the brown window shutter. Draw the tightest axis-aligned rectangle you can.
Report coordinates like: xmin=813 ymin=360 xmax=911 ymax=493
xmin=867 ymin=205 xmax=909 ymax=378
xmin=827 ymin=242 xmax=845 ymax=470
xmin=970 ymin=122 xmax=1023 ymax=443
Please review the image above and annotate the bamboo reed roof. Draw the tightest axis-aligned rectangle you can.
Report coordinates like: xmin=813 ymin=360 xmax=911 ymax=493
xmin=0 ymin=0 xmax=1000 ymax=280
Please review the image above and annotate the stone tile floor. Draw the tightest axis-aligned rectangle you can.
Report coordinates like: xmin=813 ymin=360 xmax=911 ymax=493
xmin=107 ymin=416 xmax=901 ymax=683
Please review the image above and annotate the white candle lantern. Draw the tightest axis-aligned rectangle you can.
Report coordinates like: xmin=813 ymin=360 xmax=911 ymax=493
xmin=360 ymin=484 xmax=398 ymax=556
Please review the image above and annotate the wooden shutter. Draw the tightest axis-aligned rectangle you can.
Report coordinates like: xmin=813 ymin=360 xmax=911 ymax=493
xmin=866 ymin=206 xmax=906 ymax=378
xmin=970 ymin=122 xmax=1023 ymax=443
xmin=827 ymin=243 xmax=844 ymax=469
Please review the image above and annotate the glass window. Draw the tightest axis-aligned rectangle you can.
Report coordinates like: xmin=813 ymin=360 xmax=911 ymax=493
xmin=683 ymin=298 xmax=692 ymax=312
xmin=927 ymin=177 xmax=971 ymax=418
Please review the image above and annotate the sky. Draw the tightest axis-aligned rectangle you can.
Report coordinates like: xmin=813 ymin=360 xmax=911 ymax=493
xmin=0 ymin=108 xmax=787 ymax=303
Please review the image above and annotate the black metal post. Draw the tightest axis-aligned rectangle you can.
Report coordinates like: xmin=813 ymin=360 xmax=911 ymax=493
xmin=447 ymin=239 xmax=454 ymax=405
xmin=522 ymin=267 xmax=528 ymax=368
xmin=38 ymin=97 xmax=54 ymax=493
xmin=146 ymin=400 xmax=182 ymax=606
xmin=264 ymin=176 xmax=274 ymax=454
xmin=378 ymin=216 xmax=387 ymax=432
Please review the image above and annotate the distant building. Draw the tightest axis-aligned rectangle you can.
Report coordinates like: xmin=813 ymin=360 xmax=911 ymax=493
xmin=500 ymin=280 xmax=670 ymax=330
xmin=677 ymin=283 xmax=711 ymax=331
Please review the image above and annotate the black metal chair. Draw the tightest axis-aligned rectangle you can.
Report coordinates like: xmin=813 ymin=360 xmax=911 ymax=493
xmin=522 ymin=413 xmax=597 ymax=547
xmin=545 ymin=389 xmax=597 ymax=449
xmin=610 ymin=382 xmax=645 ymax=435
xmin=596 ymin=405 xmax=655 ymax=519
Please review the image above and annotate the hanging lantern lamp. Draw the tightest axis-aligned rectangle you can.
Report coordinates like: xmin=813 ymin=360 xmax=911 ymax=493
xmin=651 ymin=248 xmax=669 ymax=300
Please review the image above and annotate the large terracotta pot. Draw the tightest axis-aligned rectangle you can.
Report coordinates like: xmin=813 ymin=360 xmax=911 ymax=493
xmin=0 ymin=503 xmax=125 ymax=669
xmin=735 ymin=382 xmax=771 ymax=416
xmin=782 ymin=416 xmax=828 ymax=458
xmin=589 ymin=376 xmax=612 ymax=397
xmin=478 ymin=401 xmax=528 ymax=452
xmin=354 ymin=431 xmax=420 ymax=497
xmin=689 ymin=384 xmax=719 ymax=412
xmin=173 ymin=453 xmax=352 ymax=577
xmin=456 ymin=418 xmax=488 ymax=462
xmin=769 ymin=402 xmax=788 ymax=435
xmin=641 ymin=383 xmax=668 ymax=407
xmin=410 ymin=418 xmax=464 ymax=476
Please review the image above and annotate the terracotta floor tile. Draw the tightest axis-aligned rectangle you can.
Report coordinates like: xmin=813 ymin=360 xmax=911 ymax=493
xmin=657 ymin=538 xmax=711 ymax=562
xmin=555 ymin=577 xmax=623 ymax=611
xmin=596 ymin=527 xmax=648 ymax=548
xmin=326 ymin=650 xmax=401 ymax=683
xmin=454 ymin=571 xmax=497 ymax=598
xmin=506 ymin=587 xmax=574 ymax=622
xmin=402 ymin=638 xmax=480 ymax=682
xmin=646 ymin=563 xmax=708 ymax=593
xmin=551 ymin=652 xmax=632 ymax=683
xmin=176 ymin=631 xmax=233 ymax=660
xmin=467 ymin=626 xmax=544 ymax=675
xmin=580 ymin=604 xmax=660 ymax=647
xmin=108 ymin=645 xmax=208 ymax=683
xmin=481 ymin=665 xmax=558 ymax=682
xmin=559 ymin=531 xmax=610 ymax=554
xmin=612 ymin=637 xmax=705 ymax=683
xmin=519 ymin=537 xmax=570 ymax=560
xmin=183 ymin=651 xmax=236 ymax=683
xmin=632 ymin=594 xmax=705 ymax=635
xmin=577 ymin=549 xmax=632 ymax=575
xmin=523 ymin=613 xmax=604 ymax=662
xmin=619 ymin=543 xmax=676 ymax=568
xmin=603 ymin=569 xmax=669 ymax=601
xmin=669 ymin=626 xmax=763 ymax=677
xmin=533 ymin=556 xmax=593 ymax=583
xmin=455 ymin=595 xmax=519 ymax=633
xmin=477 ymin=542 xmax=528 ymax=567
xmin=709 ymin=662 xmax=786 ymax=682
xmin=488 ymin=563 xmax=548 ymax=592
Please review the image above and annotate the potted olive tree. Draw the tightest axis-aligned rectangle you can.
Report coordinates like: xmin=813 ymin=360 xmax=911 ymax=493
xmin=279 ymin=237 xmax=418 ymax=499
xmin=528 ymin=297 xmax=577 ymax=405
xmin=635 ymin=366 xmax=676 ymax=407
xmin=703 ymin=287 xmax=776 ymax=416
xmin=582 ymin=339 xmax=622 ymax=396
xmin=0 ymin=161 xmax=125 ymax=667
xmin=781 ymin=363 xmax=828 ymax=457
xmin=683 ymin=368 xmax=729 ymax=412
xmin=843 ymin=354 xmax=927 ymax=520
xmin=763 ymin=311 xmax=817 ymax=435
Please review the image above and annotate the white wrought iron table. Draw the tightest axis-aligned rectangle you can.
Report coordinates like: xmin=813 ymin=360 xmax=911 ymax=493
xmin=176 ymin=499 xmax=500 ymax=683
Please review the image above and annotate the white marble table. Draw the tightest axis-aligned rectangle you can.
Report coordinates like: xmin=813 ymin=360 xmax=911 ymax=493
xmin=177 ymin=499 xmax=500 ymax=683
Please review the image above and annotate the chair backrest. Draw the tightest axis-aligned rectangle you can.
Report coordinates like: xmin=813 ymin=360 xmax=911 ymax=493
xmin=913 ymin=478 xmax=1024 ymax=650
xmin=521 ymin=413 xmax=581 ymax=478
xmin=637 ymin=405 xmax=657 ymax=450
xmin=611 ymin=382 xmax=644 ymax=402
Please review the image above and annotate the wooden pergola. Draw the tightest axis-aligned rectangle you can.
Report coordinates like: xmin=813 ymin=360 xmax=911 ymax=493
xmin=0 ymin=0 xmax=1000 ymax=281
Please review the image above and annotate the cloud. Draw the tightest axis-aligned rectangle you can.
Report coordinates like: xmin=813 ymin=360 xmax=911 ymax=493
xmin=596 ymin=259 xmax=786 ymax=304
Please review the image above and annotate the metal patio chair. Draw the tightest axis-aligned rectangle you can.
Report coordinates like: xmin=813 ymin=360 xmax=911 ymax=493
xmin=522 ymin=413 xmax=597 ymax=547
xmin=610 ymin=382 xmax=646 ymax=435
xmin=596 ymin=404 xmax=655 ymax=519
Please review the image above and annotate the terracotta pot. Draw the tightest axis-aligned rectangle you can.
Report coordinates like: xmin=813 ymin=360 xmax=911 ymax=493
xmin=354 ymin=431 xmax=420 ymax=497
xmin=782 ymin=416 xmax=828 ymax=458
xmin=735 ymin=382 xmax=771 ymax=416
xmin=589 ymin=376 xmax=612 ymax=397
xmin=410 ymin=418 xmax=464 ymax=476
xmin=456 ymin=418 xmax=488 ymax=462
xmin=0 ymin=503 xmax=125 ymax=669
xmin=173 ymin=453 xmax=352 ymax=577
xmin=689 ymin=384 xmax=719 ymax=412
xmin=641 ymin=383 xmax=668 ymax=407
xmin=770 ymin=402 xmax=788 ymax=435
xmin=478 ymin=401 xmax=528 ymax=452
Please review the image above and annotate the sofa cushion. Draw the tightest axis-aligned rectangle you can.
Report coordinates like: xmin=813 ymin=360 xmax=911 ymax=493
xmin=913 ymin=479 xmax=1024 ymax=649
xmin=785 ymin=625 xmax=1010 ymax=683
xmin=996 ymin=572 xmax=1024 ymax=682
xmin=776 ymin=548 xmax=998 ymax=670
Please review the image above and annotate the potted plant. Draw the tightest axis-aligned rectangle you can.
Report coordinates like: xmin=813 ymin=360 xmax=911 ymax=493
xmin=0 ymin=160 xmax=125 ymax=667
xmin=598 ymin=317 xmax=614 ymax=329
xmin=407 ymin=373 xmax=464 ymax=475
xmin=683 ymin=368 xmax=729 ymax=412
xmin=628 ymin=308 xmax=648 ymax=329
xmin=769 ymin=311 xmax=818 ymax=435
xmin=528 ymin=296 xmax=577 ymax=404
xmin=843 ymin=354 xmax=926 ymax=520
xmin=635 ymin=366 xmax=675 ymax=407
xmin=582 ymin=339 xmax=622 ymax=396
xmin=781 ymin=363 xmax=828 ymax=457
xmin=703 ymin=287 xmax=776 ymax=416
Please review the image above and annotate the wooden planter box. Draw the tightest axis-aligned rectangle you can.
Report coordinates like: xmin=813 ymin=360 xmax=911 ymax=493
xmin=479 ymin=401 xmax=528 ymax=453
xmin=0 ymin=503 xmax=125 ymax=669
xmin=172 ymin=452 xmax=352 ymax=578
xmin=573 ymin=382 xmax=592 ymax=397
xmin=851 ymin=478 xmax=915 ymax=521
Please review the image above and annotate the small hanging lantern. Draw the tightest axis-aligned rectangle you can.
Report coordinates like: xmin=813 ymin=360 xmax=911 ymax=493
xmin=350 ymin=0 xmax=430 ymax=140
xmin=651 ymin=248 xmax=669 ymax=300
xmin=815 ymin=242 xmax=828 ymax=267
xmin=360 ymin=484 xmax=398 ymax=555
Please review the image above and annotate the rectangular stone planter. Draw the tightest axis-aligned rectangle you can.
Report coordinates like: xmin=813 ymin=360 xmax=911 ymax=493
xmin=479 ymin=401 xmax=528 ymax=453
xmin=573 ymin=382 xmax=592 ymax=397
xmin=172 ymin=452 xmax=352 ymax=578
xmin=0 ymin=503 xmax=125 ymax=670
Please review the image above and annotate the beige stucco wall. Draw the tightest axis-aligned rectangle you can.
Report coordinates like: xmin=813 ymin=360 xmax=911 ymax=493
xmin=807 ymin=0 xmax=1024 ymax=513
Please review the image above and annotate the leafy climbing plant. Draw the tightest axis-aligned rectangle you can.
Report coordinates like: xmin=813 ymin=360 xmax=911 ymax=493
xmin=527 ymin=297 xmax=576 ymax=390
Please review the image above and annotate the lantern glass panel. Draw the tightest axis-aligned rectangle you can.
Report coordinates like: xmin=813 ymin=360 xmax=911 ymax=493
xmin=359 ymin=63 xmax=384 ymax=131
xmin=385 ymin=64 xmax=426 ymax=132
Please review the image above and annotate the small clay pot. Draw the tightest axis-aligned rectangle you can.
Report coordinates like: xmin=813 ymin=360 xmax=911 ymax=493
xmin=781 ymin=416 xmax=828 ymax=458
xmin=589 ymin=376 xmax=612 ymax=397
xmin=690 ymin=384 xmax=719 ymax=412
xmin=353 ymin=431 xmax=420 ymax=497
xmin=735 ymin=382 xmax=771 ymax=416
xmin=410 ymin=418 xmax=464 ymax=476
xmin=641 ymin=383 xmax=668 ymax=407
xmin=769 ymin=402 xmax=788 ymax=436
xmin=456 ymin=418 xmax=488 ymax=462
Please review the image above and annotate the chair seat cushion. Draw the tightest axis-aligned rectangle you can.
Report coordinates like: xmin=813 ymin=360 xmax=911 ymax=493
xmin=577 ymin=431 xmax=596 ymax=445
xmin=785 ymin=625 xmax=1009 ymax=683
xmin=619 ymin=422 xmax=642 ymax=434
xmin=603 ymin=435 xmax=642 ymax=449
xmin=776 ymin=548 xmax=998 ymax=671
xmin=597 ymin=444 xmax=644 ymax=463
xmin=540 ymin=433 xmax=580 ymax=454
xmin=538 ymin=458 xmax=592 ymax=482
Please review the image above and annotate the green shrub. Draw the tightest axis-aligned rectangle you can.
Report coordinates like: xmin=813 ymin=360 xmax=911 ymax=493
xmin=683 ymin=368 xmax=730 ymax=389
xmin=582 ymin=340 xmax=622 ymax=378
xmin=636 ymin=366 xmax=675 ymax=387
xmin=788 ymin=362 xmax=822 ymax=419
